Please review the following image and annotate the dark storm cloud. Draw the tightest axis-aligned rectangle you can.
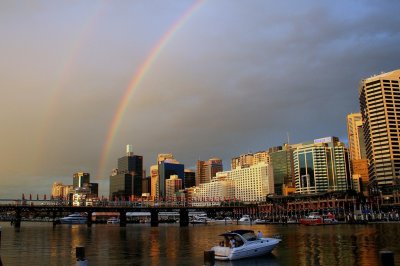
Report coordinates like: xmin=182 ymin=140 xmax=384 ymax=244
xmin=1 ymin=0 xmax=400 ymax=197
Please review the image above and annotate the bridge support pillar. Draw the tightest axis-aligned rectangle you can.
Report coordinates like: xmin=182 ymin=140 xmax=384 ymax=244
xmin=14 ymin=209 xmax=21 ymax=229
xmin=179 ymin=209 xmax=189 ymax=227
xmin=119 ymin=212 xmax=127 ymax=227
xmin=87 ymin=212 xmax=93 ymax=227
xmin=150 ymin=209 xmax=159 ymax=227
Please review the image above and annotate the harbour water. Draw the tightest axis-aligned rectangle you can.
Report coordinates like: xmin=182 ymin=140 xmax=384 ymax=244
xmin=0 ymin=222 xmax=399 ymax=265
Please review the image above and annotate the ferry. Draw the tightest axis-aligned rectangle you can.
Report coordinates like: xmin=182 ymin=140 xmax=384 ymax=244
xmin=59 ymin=213 xmax=87 ymax=224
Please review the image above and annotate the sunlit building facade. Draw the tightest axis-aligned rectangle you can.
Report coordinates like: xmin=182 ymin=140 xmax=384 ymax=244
xmin=293 ymin=137 xmax=352 ymax=194
xmin=359 ymin=69 xmax=400 ymax=194
xmin=196 ymin=157 xmax=223 ymax=185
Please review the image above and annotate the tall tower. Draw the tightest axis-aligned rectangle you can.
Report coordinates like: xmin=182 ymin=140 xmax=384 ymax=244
xmin=359 ymin=69 xmax=400 ymax=194
xmin=109 ymin=145 xmax=143 ymax=199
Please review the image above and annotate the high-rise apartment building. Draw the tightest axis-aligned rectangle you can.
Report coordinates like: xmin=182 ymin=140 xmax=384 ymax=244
xmin=109 ymin=145 xmax=143 ymax=199
xmin=196 ymin=157 xmax=223 ymax=185
xmin=359 ymin=69 xmax=400 ymax=194
xmin=293 ymin=137 xmax=352 ymax=194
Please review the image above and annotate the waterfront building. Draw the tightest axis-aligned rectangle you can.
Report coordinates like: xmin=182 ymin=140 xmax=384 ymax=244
xmin=293 ymin=137 xmax=352 ymax=194
xmin=269 ymin=144 xmax=295 ymax=195
xmin=229 ymin=162 xmax=273 ymax=202
xmin=196 ymin=157 xmax=223 ymax=185
xmin=359 ymin=69 xmax=400 ymax=195
xmin=192 ymin=173 xmax=235 ymax=206
xmin=73 ymin=172 xmax=90 ymax=189
xmin=109 ymin=145 xmax=143 ymax=200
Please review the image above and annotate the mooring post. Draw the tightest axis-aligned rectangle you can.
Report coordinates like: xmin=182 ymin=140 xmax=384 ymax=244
xmin=203 ymin=250 xmax=215 ymax=266
xmin=0 ymin=226 xmax=3 ymax=266
xmin=379 ymin=250 xmax=394 ymax=266
xmin=76 ymin=246 xmax=88 ymax=266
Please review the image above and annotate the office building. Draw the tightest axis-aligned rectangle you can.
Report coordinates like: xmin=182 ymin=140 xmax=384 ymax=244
xmin=73 ymin=172 xmax=90 ymax=189
xmin=293 ymin=137 xmax=352 ymax=194
xmin=269 ymin=144 xmax=295 ymax=195
xmin=158 ymin=157 xmax=184 ymax=199
xmin=347 ymin=113 xmax=369 ymax=195
xmin=196 ymin=157 xmax=223 ymax=185
xmin=109 ymin=145 xmax=143 ymax=199
xmin=359 ymin=69 xmax=400 ymax=194
xmin=184 ymin=169 xmax=196 ymax=188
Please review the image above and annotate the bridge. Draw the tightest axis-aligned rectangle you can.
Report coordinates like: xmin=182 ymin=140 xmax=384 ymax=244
xmin=0 ymin=200 xmax=248 ymax=228
xmin=0 ymin=195 xmax=367 ymax=228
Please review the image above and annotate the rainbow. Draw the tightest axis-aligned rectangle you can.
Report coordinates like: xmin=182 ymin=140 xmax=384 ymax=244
xmin=97 ymin=0 xmax=205 ymax=178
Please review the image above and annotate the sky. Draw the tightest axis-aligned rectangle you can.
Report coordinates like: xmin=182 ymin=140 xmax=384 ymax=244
xmin=1 ymin=0 xmax=400 ymax=198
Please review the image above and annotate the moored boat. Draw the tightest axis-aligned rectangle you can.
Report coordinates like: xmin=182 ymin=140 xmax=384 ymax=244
xmin=107 ymin=217 xmax=120 ymax=224
xmin=300 ymin=212 xmax=338 ymax=225
xmin=215 ymin=217 xmax=233 ymax=224
xmin=60 ymin=213 xmax=87 ymax=224
xmin=238 ymin=215 xmax=251 ymax=224
xmin=210 ymin=230 xmax=281 ymax=260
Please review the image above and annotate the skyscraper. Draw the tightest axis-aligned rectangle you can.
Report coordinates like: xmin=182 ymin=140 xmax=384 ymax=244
xmin=109 ymin=145 xmax=143 ymax=199
xmin=359 ymin=69 xmax=400 ymax=194
xmin=73 ymin=172 xmax=90 ymax=189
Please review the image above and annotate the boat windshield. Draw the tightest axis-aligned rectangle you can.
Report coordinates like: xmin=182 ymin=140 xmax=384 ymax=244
xmin=241 ymin=232 xmax=257 ymax=241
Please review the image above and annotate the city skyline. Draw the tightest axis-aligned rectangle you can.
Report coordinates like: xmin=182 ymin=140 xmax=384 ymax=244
xmin=1 ymin=1 xmax=400 ymax=198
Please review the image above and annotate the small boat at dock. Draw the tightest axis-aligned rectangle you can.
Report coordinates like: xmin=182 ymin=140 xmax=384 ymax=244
xmin=300 ymin=212 xmax=338 ymax=226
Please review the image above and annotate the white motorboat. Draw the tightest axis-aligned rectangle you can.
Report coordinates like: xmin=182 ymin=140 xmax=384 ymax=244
xmin=107 ymin=217 xmax=120 ymax=224
xmin=191 ymin=214 xmax=215 ymax=225
xmin=211 ymin=230 xmax=281 ymax=260
xmin=238 ymin=215 xmax=251 ymax=224
xmin=60 ymin=213 xmax=87 ymax=224
xmin=215 ymin=217 xmax=233 ymax=224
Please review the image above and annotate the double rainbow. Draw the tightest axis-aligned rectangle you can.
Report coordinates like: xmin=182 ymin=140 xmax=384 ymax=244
xmin=97 ymin=0 xmax=205 ymax=178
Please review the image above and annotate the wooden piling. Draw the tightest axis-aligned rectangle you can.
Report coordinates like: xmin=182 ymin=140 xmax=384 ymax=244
xmin=203 ymin=250 xmax=215 ymax=266
xmin=379 ymin=250 xmax=394 ymax=266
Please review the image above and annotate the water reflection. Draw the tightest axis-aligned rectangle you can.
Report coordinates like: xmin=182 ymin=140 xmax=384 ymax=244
xmin=0 ymin=222 xmax=399 ymax=265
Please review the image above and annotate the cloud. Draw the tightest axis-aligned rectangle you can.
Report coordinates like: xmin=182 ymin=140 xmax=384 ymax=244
xmin=1 ymin=0 xmax=400 ymax=197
